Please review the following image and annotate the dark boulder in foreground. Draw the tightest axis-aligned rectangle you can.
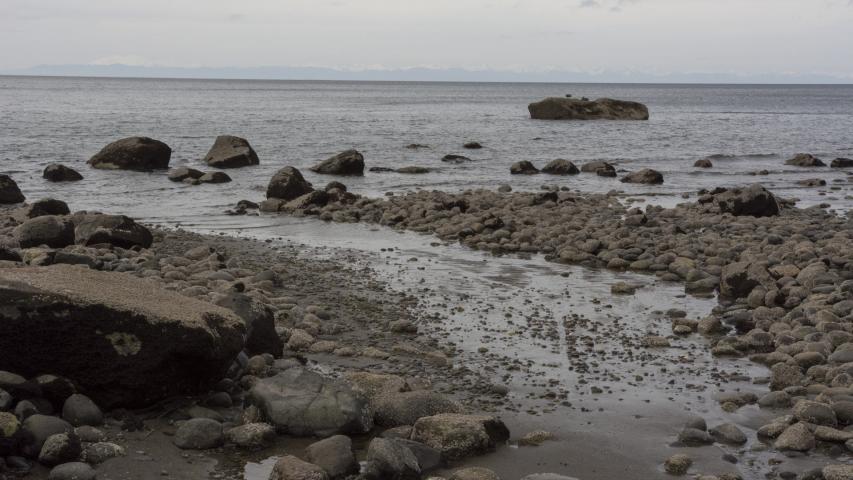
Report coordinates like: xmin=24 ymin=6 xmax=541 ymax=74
xmin=0 ymin=265 xmax=245 ymax=408
xmin=694 ymin=158 xmax=713 ymax=168
xmin=249 ymin=367 xmax=372 ymax=436
xmin=510 ymin=161 xmax=539 ymax=175
xmin=541 ymin=159 xmax=579 ymax=175
xmin=714 ymin=184 xmax=780 ymax=217
xmin=621 ymin=169 xmax=664 ymax=184
xmin=72 ymin=213 xmax=153 ymax=249
xmin=310 ymin=150 xmax=365 ymax=176
xmin=267 ymin=167 xmax=314 ymax=200
xmin=168 ymin=167 xmax=204 ymax=182
xmin=87 ymin=137 xmax=171 ymax=171
xmin=0 ymin=175 xmax=25 ymax=204
xmin=203 ymin=135 xmax=259 ymax=169
xmin=831 ymin=157 xmax=853 ymax=168
xmin=785 ymin=153 xmax=825 ymax=167
xmin=528 ymin=97 xmax=649 ymax=121
xmin=43 ymin=164 xmax=83 ymax=182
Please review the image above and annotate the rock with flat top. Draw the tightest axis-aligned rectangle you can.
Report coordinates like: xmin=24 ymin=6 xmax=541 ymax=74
xmin=0 ymin=265 xmax=245 ymax=408
xmin=528 ymin=97 xmax=649 ymax=120
xmin=411 ymin=413 xmax=509 ymax=460
xmin=785 ymin=153 xmax=825 ymax=167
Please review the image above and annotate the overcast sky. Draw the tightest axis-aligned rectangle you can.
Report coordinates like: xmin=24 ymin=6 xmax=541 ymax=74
xmin=2 ymin=0 xmax=852 ymax=78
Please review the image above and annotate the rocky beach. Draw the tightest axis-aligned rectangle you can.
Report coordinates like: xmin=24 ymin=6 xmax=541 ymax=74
xmin=0 ymin=114 xmax=852 ymax=480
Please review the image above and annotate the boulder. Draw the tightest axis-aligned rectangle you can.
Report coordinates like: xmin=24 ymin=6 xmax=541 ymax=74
xmin=13 ymin=216 xmax=75 ymax=248
xmin=173 ymin=418 xmax=223 ymax=449
xmin=720 ymin=261 xmax=773 ymax=299
xmin=87 ymin=137 xmax=171 ymax=170
xmin=0 ymin=265 xmax=245 ymax=408
xmin=248 ymin=367 xmax=372 ymax=436
xmin=831 ymin=157 xmax=853 ymax=168
xmin=395 ymin=166 xmax=430 ymax=174
xmin=19 ymin=414 xmax=73 ymax=458
xmin=269 ymin=455 xmax=329 ymax=480
xmin=214 ymin=293 xmax=283 ymax=357
xmin=267 ymin=167 xmax=314 ymax=200
xmin=17 ymin=199 xmax=71 ymax=219
xmin=580 ymin=161 xmax=616 ymax=176
xmin=441 ymin=154 xmax=471 ymax=164
xmin=785 ymin=153 xmax=825 ymax=167
xmin=225 ymin=423 xmax=276 ymax=449
xmin=411 ymin=413 xmax=509 ymax=460
xmin=528 ymin=97 xmax=649 ymax=120
xmin=0 ymin=175 xmax=25 ymax=204
xmin=198 ymin=171 xmax=232 ymax=184
xmin=203 ymin=135 xmax=259 ymax=168
xmin=61 ymin=394 xmax=103 ymax=427
xmin=449 ymin=467 xmax=501 ymax=480
xmin=305 ymin=435 xmax=358 ymax=478
xmin=81 ymin=442 xmax=124 ymax=464
xmin=38 ymin=432 xmax=82 ymax=466
xmin=510 ymin=161 xmax=539 ymax=175
xmin=363 ymin=437 xmax=421 ymax=480
xmin=694 ymin=159 xmax=713 ymax=168
xmin=463 ymin=142 xmax=482 ymax=149
xmin=620 ymin=168 xmax=663 ymax=184
xmin=43 ymin=164 xmax=83 ymax=182
xmin=714 ymin=184 xmax=780 ymax=217
xmin=310 ymin=150 xmax=364 ymax=176
xmin=168 ymin=167 xmax=204 ymax=182
xmin=71 ymin=213 xmax=152 ymax=249
xmin=774 ymin=422 xmax=815 ymax=451
xmin=541 ymin=159 xmax=579 ymax=175
xmin=374 ymin=390 xmax=463 ymax=427
xmin=48 ymin=462 xmax=96 ymax=480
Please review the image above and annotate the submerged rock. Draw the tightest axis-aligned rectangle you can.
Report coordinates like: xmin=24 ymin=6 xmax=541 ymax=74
xmin=43 ymin=164 xmax=83 ymax=182
xmin=785 ymin=153 xmax=825 ymax=167
xmin=0 ymin=265 xmax=245 ymax=408
xmin=310 ymin=150 xmax=365 ymax=176
xmin=831 ymin=157 xmax=853 ymax=168
xmin=267 ymin=167 xmax=314 ymax=200
xmin=441 ymin=154 xmax=471 ymax=164
xmin=510 ymin=161 xmax=539 ymax=175
xmin=87 ymin=136 xmax=171 ymax=170
xmin=528 ymin=97 xmax=649 ymax=120
xmin=694 ymin=158 xmax=713 ymax=168
xmin=198 ymin=171 xmax=232 ymax=184
xmin=203 ymin=135 xmax=259 ymax=168
xmin=541 ymin=159 xmax=579 ymax=175
xmin=168 ymin=167 xmax=204 ymax=182
xmin=580 ymin=161 xmax=616 ymax=176
xmin=620 ymin=168 xmax=663 ymax=184
xmin=249 ymin=367 xmax=372 ymax=436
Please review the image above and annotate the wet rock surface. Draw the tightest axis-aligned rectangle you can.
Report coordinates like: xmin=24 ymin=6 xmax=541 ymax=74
xmin=528 ymin=97 xmax=650 ymax=120
xmin=87 ymin=136 xmax=171 ymax=171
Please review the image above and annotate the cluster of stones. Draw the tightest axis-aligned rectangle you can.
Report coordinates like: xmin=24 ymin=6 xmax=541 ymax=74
xmin=256 ymin=166 xmax=853 ymax=473
xmin=2 ymin=197 xmax=569 ymax=479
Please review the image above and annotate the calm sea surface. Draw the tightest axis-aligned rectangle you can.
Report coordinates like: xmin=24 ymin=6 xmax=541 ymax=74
xmin=1 ymin=76 xmax=852 ymax=228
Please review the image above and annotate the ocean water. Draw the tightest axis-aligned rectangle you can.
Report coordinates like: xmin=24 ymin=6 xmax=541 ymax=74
xmin=1 ymin=75 xmax=852 ymax=228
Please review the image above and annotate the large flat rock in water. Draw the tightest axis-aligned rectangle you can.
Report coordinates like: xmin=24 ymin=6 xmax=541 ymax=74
xmin=0 ymin=265 xmax=245 ymax=408
xmin=528 ymin=97 xmax=649 ymax=120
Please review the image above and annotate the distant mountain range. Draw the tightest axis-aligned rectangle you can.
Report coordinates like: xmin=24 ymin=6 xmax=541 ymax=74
xmin=2 ymin=64 xmax=852 ymax=84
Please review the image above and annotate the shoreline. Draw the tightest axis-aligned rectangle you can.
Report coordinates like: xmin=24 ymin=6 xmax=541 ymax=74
xmin=1 ymin=181 xmax=853 ymax=479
